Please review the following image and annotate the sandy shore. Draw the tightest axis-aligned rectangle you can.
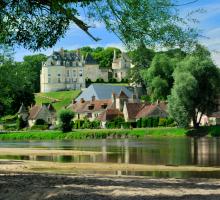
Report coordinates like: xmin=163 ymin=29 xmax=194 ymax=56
xmin=0 ymin=172 xmax=220 ymax=200
xmin=0 ymin=148 xmax=102 ymax=156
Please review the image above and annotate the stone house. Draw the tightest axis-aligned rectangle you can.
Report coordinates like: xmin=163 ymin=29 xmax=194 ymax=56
xmin=28 ymin=104 xmax=56 ymax=127
xmin=123 ymin=101 xmax=168 ymax=122
xmin=112 ymin=50 xmax=132 ymax=82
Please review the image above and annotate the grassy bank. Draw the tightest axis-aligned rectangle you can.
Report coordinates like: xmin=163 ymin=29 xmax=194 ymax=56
xmin=35 ymin=90 xmax=81 ymax=111
xmin=0 ymin=128 xmax=187 ymax=140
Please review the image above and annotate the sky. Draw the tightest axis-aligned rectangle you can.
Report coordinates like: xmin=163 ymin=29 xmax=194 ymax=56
xmin=14 ymin=0 xmax=220 ymax=66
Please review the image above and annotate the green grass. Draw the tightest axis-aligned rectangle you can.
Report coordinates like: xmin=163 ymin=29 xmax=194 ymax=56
xmin=0 ymin=128 xmax=187 ymax=140
xmin=35 ymin=90 xmax=81 ymax=111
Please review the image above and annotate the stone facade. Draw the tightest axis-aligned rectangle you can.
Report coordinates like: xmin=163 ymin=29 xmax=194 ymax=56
xmin=40 ymin=48 xmax=132 ymax=93
xmin=112 ymin=50 xmax=132 ymax=82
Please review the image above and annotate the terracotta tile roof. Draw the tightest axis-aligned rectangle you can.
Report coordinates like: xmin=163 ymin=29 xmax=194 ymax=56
xmin=125 ymin=103 xmax=146 ymax=120
xmin=29 ymin=105 xmax=42 ymax=120
xmin=71 ymin=99 xmax=113 ymax=113
xmin=98 ymin=109 xmax=123 ymax=121
xmin=135 ymin=102 xmax=168 ymax=119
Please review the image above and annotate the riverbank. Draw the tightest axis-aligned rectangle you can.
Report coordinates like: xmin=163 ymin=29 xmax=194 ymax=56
xmin=1 ymin=171 xmax=220 ymax=200
xmin=0 ymin=128 xmax=187 ymax=140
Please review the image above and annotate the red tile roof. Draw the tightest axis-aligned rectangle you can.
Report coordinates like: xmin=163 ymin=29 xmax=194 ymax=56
xmin=125 ymin=103 xmax=146 ymax=120
xmin=135 ymin=102 xmax=168 ymax=119
xmin=98 ymin=109 xmax=123 ymax=121
xmin=29 ymin=105 xmax=42 ymax=120
xmin=71 ymin=99 xmax=113 ymax=113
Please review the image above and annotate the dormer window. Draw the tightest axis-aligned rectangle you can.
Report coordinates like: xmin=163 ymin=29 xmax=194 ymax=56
xmin=88 ymin=104 xmax=94 ymax=110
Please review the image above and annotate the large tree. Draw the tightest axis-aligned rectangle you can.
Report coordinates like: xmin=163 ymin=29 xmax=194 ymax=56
xmin=168 ymin=45 xmax=220 ymax=128
xmin=0 ymin=0 xmax=198 ymax=50
xmin=23 ymin=54 xmax=47 ymax=92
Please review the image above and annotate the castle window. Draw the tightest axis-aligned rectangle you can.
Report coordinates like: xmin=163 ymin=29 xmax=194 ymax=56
xmin=88 ymin=104 xmax=94 ymax=110
xmin=48 ymin=74 xmax=51 ymax=76
xmin=58 ymin=74 xmax=61 ymax=76
xmin=101 ymin=104 xmax=108 ymax=109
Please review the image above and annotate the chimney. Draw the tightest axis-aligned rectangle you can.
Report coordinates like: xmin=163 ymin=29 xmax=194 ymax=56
xmin=80 ymin=98 xmax=85 ymax=103
xmin=91 ymin=95 xmax=96 ymax=101
xmin=111 ymin=92 xmax=116 ymax=109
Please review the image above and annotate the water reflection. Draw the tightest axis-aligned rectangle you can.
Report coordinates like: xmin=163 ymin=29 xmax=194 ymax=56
xmin=1 ymin=137 xmax=220 ymax=167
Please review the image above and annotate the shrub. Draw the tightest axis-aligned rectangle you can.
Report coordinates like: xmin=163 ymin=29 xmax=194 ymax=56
xmin=35 ymin=118 xmax=47 ymax=125
xmin=209 ymin=126 xmax=220 ymax=137
xmin=16 ymin=117 xmax=27 ymax=130
xmin=158 ymin=118 xmax=166 ymax=127
xmin=58 ymin=110 xmax=75 ymax=132
xmin=122 ymin=122 xmax=131 ymax=129
xmin=152 ymin=117 xmax=159 ymax=127
xmin=137 ymin=118 xmax=142 ymax=128
xmin=106 ymin=122 xmax=115 ymax=129
xmin=141 ymin=118 xmax=148 ymax=128
xmin=74 ymin=119 xmax=85 ymax=129
xmin=30 ymin=125 xmax=48 ymax=130
xmin=109 ymin=78 xmax=117 ymax=83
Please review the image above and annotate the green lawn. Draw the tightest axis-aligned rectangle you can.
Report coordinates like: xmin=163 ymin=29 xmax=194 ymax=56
xmin=0 ymin=128 xmax=187 ymax=140
xmin=35 ymin=90 xmax=81 ymax=111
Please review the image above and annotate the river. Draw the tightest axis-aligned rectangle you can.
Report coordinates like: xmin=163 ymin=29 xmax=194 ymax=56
xmin=1 ymin=137 xmax=220 ymax=178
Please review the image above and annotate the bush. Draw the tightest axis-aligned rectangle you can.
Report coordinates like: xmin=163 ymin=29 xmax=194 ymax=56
xmin=74 ymin=119 xmax=85 ymax=129
xmin=109 ymin=78 xmax=117 ymax=83
xmin=209 ymin=126 xmax=220 ymax=137
xmin=30 ymin=125 xmax=48 ymax=130
xmin=95 ymin=78 xmax=105 ymax=83
xmin=58 ymin=110 xmax=75 ymax=132
xmin=35 ymin=118 xmax=47 ymax=125
xmin=158 ymin=118 xmax=166 ymax=126
xmin=16 ymin=117 xmax=27 ymax=130
xmin=152 ymin=117 xmax=159 ymax=127
xmin=106 ymin=122 xmax=115 ymax=129
xmin=122 ymin=122 xmax=131 ymax=129
xmin=137 ymin=118 xmax=142 ymax=128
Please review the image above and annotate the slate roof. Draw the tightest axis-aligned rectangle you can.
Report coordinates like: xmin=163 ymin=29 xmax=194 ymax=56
xmin=76 ymin=84 xmax=134 ymax=101
xmin=18 ymin=103 xmax=28 ymax=114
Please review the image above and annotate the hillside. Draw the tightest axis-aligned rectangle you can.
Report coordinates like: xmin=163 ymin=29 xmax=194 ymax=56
xmin=35 ymin=90 xmax=81 ymax=112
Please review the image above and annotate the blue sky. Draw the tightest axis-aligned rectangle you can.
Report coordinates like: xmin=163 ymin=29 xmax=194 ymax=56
xmin=14 ymin=0 xmax=220 ymax=66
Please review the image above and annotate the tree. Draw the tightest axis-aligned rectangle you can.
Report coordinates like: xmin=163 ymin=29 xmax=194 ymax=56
xmin=23 ymin=54 xmax=47 ymax=92
xmin=0 ymin=60 xmax=35 ymax=116
xmin=0 ymin=1 xmax=198 ymax=50
xmin=168 ymin=45 xmax=220 ymax=128
xmin=58 ymin=110 xmax=75 ymax=132
xmin=141 ymin=53 xmax=177 ymax=102
xmin=127 ymin=43 xmax=155 ymax=86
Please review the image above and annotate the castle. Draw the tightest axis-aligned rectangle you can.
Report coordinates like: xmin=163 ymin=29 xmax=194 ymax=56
xmin=40 ymin=48 xmax=132 ymax=93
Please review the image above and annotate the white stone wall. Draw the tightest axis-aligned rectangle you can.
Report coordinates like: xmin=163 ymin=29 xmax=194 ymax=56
xmin=84 ymin=65 xmax=109 ymax=82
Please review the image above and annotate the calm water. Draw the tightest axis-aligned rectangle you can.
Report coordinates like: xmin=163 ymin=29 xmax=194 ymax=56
xmin=1 ymin=137 xmax=220 ymax=178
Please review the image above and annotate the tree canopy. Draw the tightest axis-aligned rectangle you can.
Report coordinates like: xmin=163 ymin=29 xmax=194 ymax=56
xmin=168 ymin=45 xmax=220 ymax=128
xmin=0 ymin=0 xmax=198 ymax=50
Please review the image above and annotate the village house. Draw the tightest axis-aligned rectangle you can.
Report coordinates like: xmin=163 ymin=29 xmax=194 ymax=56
xmin=18 ymin=103 xmax=56 ymax=127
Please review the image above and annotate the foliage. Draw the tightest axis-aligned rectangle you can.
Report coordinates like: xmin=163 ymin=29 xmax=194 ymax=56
xmin=30 ymin=125 xmax=48 ymax=130
xmin=106 ymin=116 xmax=125 ymax=129
xmin=0 ymin=1 xmax=198 ymax=50
xmin=209 ymin=126 xmax=220 ymax=137
xmin=0 ymin=57 xmax=35 ymax=116
xmin=16 ymin=116 xmax=27 ymax=130
xmin=23 ymin=54 xmax=47 ymax=92
xmin=0 ymin=128 xmax=187 ymax=140
xmin=127 ymin=43 xmax=155 ymax=85
xmin=35 ymin=119 xmax=47 ymax=125
xmin=58 ymin=110 xmax=75 ymax=132
xmin=168 ymin=45 xmax=220 ymax=128
xmin=141 ymin=53 xmax=179 ymax=102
